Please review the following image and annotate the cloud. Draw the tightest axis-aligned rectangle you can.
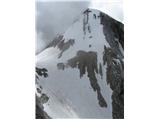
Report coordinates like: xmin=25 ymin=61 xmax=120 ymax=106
xmin=36 ymin=1 xmax=90 ymax=54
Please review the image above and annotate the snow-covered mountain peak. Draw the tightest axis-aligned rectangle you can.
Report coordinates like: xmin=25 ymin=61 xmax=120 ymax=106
xmin=36 ymin=8 xmax=124 ymax=119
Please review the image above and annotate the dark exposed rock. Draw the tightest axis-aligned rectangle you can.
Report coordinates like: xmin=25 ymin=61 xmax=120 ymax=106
xmin=103 ymin=46 xmax=124 ymax=119
xmin=93 ymin=14 xmax=96 ymax=19
xmin=35 ymin=67 xmax=50 ymax=119
xmin=89 ymin=36 xmax=92 ymax=39
xmin=83 ymin=8 xmax=92 ymax=14
xmin=67 ymin=50 xmax=107 ymax=108
xmin=36 ymin=95 xmax=51 ymax=119
xmin=36 ymin=67 xmax=48 ymax=78
xmin=40 ymin=85 xmax=43 ymax=89
xmin=40 ymin=93 xmax=49 ymax=104
xmin=36 ymin=75 xmax=39 ymax=84
xmin=57 ymin=63 xmax=65 ymax=70
xmin=48 ymin=35 xmax=64 ymax=48
xmin=83 ymin=9 xmax=92 ymax=35
xmin=99 ymin=63 xmax=103 ymax=79
xmin=100 ymin=11 xmax=124 ymax=118
xmin=83 ymin=16 xmax=86 ymax=35
xmin=58 ymin=39 xmax=75 ymax=58
xmin=67 ymin=50 xmax=98 ymax=78
xmin=83 ymin=9 xmax=92 ymax=24
xmin=37 ymin=88 xmax=42 ymax=94
xmin=88 ymin=25 xmax=91 ymax=33
xmin=100 ymin=12 xmax=124 ymax=56
xmin=97 ymin=91 xmax=107 ymax=107
xmin=45 ymin=35 xmax=75 ymax=58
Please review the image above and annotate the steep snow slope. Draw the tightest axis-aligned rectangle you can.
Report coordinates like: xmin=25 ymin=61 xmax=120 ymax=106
xmin=36 ymin=8 xmax=124 ymax=119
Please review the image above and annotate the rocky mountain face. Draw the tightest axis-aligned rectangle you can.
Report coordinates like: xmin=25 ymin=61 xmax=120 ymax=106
xmin=36 ymin=67 xmax=51 ymax=119
xmin=36 ymin=8 xmax=124 ymax=119
xmin=100 ymin=12 xmax=124 ymax=118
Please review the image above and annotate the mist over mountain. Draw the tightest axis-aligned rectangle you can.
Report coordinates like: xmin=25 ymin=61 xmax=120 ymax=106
xmin=36 ymin=1 xmax=90 ymax=54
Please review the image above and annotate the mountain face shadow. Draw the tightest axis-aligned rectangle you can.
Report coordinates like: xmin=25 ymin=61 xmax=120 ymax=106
xmin=100 ymin=11 xmax=124 ymax=119
xmin=103 ymin=46 xmax=124 ymax=119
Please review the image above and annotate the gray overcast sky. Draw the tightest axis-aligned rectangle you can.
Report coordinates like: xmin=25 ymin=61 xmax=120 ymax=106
xmin=36 ymin=0 xmax=123 ymax=22
xmin=36 ymin=0 xmax=123 ymax=54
